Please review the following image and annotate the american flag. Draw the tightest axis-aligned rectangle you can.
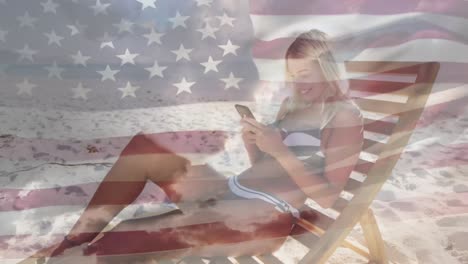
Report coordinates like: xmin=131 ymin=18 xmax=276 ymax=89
xmin=1 ymin=0 xmax=467 ymax=262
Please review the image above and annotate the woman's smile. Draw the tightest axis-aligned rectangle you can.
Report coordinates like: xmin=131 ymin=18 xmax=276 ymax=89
xmin=295 ymin=83 xmax=323 ymax=102
xmin=299 ymin=87 xmax=312 ymax=95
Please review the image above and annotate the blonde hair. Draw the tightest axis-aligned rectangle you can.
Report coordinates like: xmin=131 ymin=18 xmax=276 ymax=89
xmin=284 ymin=29 xmax=355 ymax=129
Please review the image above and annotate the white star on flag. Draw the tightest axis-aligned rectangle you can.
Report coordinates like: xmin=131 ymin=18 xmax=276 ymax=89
xmin=44 ymin=30 xmax=64 ymax=46
xmin=71 ymin=50 xmax=91 ymax=66
xmin=136 ymin=0 xmax=156 ymax=10
xmin=145 ymin=61 xmax=167 ymax=79
xmin=16 ymin=44 xmax=38 ymax=62
xmin=97 ymin=65 xmax=120 ymax=82
xmin=168 ymin=11 xmax=189 ymax=29
xmin=173 ymin=77 xmax=195 ymax=95
xmin=200 ymin=56 xmax=222 ymax=73
xmin=71 ymin=82 xmax=92 ymax=100
xmin=45 ymin=61 xmax=64 ymax=79
xmin=143 ymin=27 xmax=164 ymax=46
xmin=220 ymin=72 xmax=242 ymax=90
xmin=99 ymin=32 xmax=115 ymax=49
xmin=41 ymin=0 xmax=59 ymax=14
xmin=195 ymin=0 xmax=213 ymax=7
xmin=66 ymin=21 xmax=87 ymax=36
xmin=90 ymin=0 xmax=110 ymax=16
xmin=113 ymin=19 xmax=134 ymax=34
xmin=117 ymin=48 xmax=139 ymax=66
xmin=118 ymin=82 xmax=140 ymax=98
xmin=171 ymin=44 xmax=192 ymax=62
xmin=216 ymin=12 xmax=235 ymax=27
xmin=16 ymin=78 xmax=37 ymax=96
xmin=197 ymin=24 xmax=218 ymax=40
xmin=17 ymin=11 xmax=37 ymax=28
xmin=218 ymin=40 xmax=240 ymax=56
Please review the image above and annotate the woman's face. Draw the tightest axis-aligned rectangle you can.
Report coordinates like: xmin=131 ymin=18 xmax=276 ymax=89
xmin=286 ymin=57 xmax=328 ymax=103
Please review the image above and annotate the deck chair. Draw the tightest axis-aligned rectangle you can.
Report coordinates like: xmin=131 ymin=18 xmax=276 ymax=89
xmin=173 ymin=60 xmax=440 ymax=264
xmin=19 ymin=61 xmax=439 ymax=264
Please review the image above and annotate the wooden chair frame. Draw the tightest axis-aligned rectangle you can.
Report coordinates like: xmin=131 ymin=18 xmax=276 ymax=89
xmin=292 ymin=61 xmax=438 ymax=264
xmin=178 ymin=61 xmax=440 ymax=264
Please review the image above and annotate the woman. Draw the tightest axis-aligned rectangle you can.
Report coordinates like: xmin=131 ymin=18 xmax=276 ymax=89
xmin=26 ymin=29 xmax=364 ymax=263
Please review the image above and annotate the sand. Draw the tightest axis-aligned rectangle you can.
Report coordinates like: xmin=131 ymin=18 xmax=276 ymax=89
xmin=0 ymin=101 xmax=467 ymax=263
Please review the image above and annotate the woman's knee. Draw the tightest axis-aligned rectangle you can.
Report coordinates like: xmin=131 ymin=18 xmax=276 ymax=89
xmin=121 ymin=133 xmax=191 ymax=180
xmin=120 ymin=132 xmax=172 ymax=158
xmin=145 ymin=152 xmax=191 ymax=185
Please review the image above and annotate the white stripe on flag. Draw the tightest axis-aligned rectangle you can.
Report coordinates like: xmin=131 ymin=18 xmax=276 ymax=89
xmin=0 ymin=102 xmax=260 ymax=140
xmin=250 ymin=12 xmax=468 ymax=41
xmin=353 ymin=39 xmax=468 ymax=62
xmin=253 ymin=39 xmax=468 ymax=82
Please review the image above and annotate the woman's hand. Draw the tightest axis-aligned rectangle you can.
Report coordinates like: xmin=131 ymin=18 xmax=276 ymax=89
xmin=241 ymin=124 xmax=257 ymax=146
xmin=239 ymin=116 xmax=263 ymax=165
xmin=240 ymin=117 xmax=289 ymax=158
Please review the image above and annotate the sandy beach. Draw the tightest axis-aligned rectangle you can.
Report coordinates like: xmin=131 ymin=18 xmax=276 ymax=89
xmin=0 ymin=100 xmax=467 ymax=263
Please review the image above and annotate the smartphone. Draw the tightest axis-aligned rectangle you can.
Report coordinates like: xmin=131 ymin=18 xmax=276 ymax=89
xmin=235 ymin=104 xmax=256 ymax=120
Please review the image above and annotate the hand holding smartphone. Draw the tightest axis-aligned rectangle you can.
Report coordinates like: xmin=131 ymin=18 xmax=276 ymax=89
xmin=235 ymin=104 xmax=256 ymax=136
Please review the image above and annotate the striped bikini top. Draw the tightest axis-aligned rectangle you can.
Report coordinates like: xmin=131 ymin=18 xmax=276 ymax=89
xmin=265 ymin=118 xmax=327 ymax=177
xmin=266 ymin=99 xmax=363 ymax=174
xmin=268 ymin=119 xmax=325 ymax=161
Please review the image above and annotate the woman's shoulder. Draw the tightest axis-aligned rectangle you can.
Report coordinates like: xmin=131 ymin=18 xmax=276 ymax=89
xmin=325 ymin=99 xmax=363 ymax=130
xmin=340 ymin=99 xmax=362 ymax=116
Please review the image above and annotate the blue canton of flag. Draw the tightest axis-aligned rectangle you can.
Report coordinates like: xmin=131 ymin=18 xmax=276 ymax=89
xmin=0 ymin=0 xmax=259 ymax=111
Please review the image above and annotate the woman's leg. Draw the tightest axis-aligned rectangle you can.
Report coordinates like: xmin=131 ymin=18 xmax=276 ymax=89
xmin=52 ymin=131 xmax=296 ymax=262
xmin=82 ymin=200 xmax=295 ymax=263
xmin=80 ymin=154 xmax=301 ymax=263
xmin=63 ymin=133 xmax=190 ymax=246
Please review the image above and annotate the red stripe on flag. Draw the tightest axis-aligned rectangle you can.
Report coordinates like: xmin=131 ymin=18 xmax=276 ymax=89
xmin=252 ymin=62 xmax=468 ymax=84
xmin=120 ymin=131 xmax=227 ymax=157
xmin=249 ymin=0 xmax=468 ymax=18
xmin=0 ymin=130 xmax=229 ymax=163
xmin=252 ymin=32 xmax=466 ymax=60
xmin=2 ymin=192 xmax=468 ymax=258
xmin=0 ymin=181 xmax=170 ymax=212
xmin=416 ymin=143 xmax=468 ymax=169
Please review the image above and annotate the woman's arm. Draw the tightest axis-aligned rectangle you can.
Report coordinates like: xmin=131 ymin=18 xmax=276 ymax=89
xmin=271 ymin=147 xmax=333 ymax=206
xmin=271 ymin=109 xmax=364 ymax=208
xmin=242 ymin=97 xmax=290 ymax=166
xmin=242 ymin=138 xmax=263 ymax=165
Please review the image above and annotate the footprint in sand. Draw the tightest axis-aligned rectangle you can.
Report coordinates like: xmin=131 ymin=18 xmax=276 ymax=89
xmin=389 ymin=201 xmax=417 ymax=212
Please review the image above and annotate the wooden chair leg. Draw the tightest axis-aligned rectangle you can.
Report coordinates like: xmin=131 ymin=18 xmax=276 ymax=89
xmin=359 ymin=208 xmax=388 ymax=264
